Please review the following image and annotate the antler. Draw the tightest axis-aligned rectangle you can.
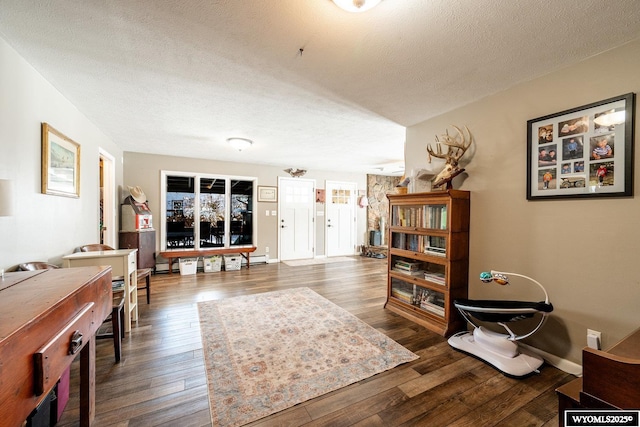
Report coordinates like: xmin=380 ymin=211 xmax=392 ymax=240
xmin=427 ymin=125 xmax=472 ymax=164
xmin=426 ymin=125 xmax=473 ymax=189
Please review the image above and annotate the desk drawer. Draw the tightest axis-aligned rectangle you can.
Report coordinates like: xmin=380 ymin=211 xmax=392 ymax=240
xmin=33 ymin=303 xmax=95 ymax=396
xmin=128 ymin=250 xmax=137 ymax=274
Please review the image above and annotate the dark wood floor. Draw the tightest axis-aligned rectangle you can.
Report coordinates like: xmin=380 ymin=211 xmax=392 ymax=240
xmin=58 ymin=257 xmax=573 ymax=426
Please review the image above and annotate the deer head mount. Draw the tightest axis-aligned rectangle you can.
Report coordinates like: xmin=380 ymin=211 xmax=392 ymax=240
xmin=427 ymin=125 xmax=473 ymax=189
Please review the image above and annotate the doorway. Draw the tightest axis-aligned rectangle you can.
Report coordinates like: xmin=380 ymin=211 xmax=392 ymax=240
xmin=278 ymin=177 xmax=315 ymax=261
xmin=325 ymin=181 xmax=357 ymax=257
xmin=99 ymin=149 xmax=116 ymax=247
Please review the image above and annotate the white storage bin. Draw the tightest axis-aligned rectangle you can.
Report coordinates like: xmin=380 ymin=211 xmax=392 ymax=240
xmin=179 ymin=257 xmax=198 ymax=275
xmin=224 ymin=255 xmax=241 ymax=271
xmin=204 ymin=255 xmax=222 ymax=272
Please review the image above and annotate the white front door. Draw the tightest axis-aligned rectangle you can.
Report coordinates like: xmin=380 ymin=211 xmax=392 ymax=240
xmin=325 ymin=181 xmax=356 ymax=257
xmin=279 ymin=177 xmax=315 ymax=261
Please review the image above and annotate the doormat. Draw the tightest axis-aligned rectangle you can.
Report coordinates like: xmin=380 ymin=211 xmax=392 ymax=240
xmin=197 ymin=287 xmax=418 ymax=426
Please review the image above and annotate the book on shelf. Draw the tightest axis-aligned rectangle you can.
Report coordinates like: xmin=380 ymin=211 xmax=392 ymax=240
xmin=440 ymin=207 xmax=447 ymax=229
xmin=407 ymin=234 xmax=420 ymax=252
xmin=424 ymin=247 xmax=446 ymax=257
xmin=392 ymin=233 xmax=425 ymax=252
xmin=425 ymin=234 xmax=446 ymax=256
xmin=395 ymin=205 xmax=448 ymax=229
xmin=391 ymin=288 xmax=413 ymax=303
xmin=420 ymin=301 xmax=445 ymax=316
xmin=391 ymin=233 xmax=405 ymax=249
xmin=392 ymin=267 xmax=424 ymax=276
xmin=394 ymin=260 xmax=420 ymax=270
xmin=424 ymin=271 xmax=446 ymax=285
xmin=425 ymin=205 xmax=448 ymax=229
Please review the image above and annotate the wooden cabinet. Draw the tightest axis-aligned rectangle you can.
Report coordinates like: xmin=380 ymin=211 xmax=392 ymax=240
xmin=385 ymin=190 xmax=470 ymax=337
xmin=119 ymin=229 xmax=156 ymax=270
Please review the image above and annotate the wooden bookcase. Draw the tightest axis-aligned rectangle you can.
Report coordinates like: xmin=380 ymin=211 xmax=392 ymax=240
xmin=385 ymin=190 xmax=470 ymax=337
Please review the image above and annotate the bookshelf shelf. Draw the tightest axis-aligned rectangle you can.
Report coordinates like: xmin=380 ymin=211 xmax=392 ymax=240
xmin=384 ymin=190 xmax=470 ymax=337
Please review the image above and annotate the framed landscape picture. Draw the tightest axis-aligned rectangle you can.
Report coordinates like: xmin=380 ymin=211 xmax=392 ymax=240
xmin=41 ymin=123 xmax=81 ymax=198
xmin=526 ymin=93 xmax=635 ymax=200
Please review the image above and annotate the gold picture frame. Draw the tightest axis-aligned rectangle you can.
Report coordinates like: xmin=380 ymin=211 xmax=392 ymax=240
xmin=257 ymin=185 xmax=277 ymax=202
xmin=41 ymin=123 xmax=81 ymax=198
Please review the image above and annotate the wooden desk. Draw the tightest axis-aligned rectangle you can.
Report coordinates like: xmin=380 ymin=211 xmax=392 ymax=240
xmin=159 ymin=246 xmax=257 ymax=274
xmin=0 ymin=267 xmax=112 ymax=427
xmin=64 ymin=249 xmax=138 ymax=332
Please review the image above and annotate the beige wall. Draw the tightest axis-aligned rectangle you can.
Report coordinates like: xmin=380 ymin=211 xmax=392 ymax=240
xmin=0 ymin=37 xmax=123 ymax=268
xmin=123 ymin=152 xmax=368 ymax=262
xmin=405 ymin=39 xmax=640 ymax=365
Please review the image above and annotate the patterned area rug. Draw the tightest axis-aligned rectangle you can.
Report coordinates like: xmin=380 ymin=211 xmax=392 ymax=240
xmin=197 ymin=287 xmax=418 ymax=426
xmin=282 ymin=256 xmax=357 ymax=267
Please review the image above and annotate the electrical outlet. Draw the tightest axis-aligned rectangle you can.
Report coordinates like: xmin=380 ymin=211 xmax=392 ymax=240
xmin=587 ymin=329 xmax=601 ymax=350
xmin=265 ymin=247 xmax=269 ymax=253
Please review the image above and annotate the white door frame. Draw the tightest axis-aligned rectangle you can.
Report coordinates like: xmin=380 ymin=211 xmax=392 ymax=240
xmin=99 ymin=148 xmax=116 ymax=248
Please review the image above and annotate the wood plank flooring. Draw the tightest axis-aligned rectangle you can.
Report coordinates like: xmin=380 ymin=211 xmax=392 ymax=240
xmin=57 ymin=257 xmax=574 ymax=426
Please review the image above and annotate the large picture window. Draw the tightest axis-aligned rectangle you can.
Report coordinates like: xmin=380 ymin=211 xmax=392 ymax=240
xmin=161 ymin=172 xmax=255 ymax=250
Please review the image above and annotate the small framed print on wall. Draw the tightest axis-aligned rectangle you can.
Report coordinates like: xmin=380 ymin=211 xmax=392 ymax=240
xmin=41 ymin=123 xmax=81 ymax=198
xmin=258 ymin=185 xmax=277 ymax=202
xmin=526 ymin=93 xmax=635 ymax=200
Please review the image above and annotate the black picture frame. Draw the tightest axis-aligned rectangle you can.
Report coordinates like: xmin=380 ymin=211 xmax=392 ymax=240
xmin=526 ymin=93 xmax=635 ymax=200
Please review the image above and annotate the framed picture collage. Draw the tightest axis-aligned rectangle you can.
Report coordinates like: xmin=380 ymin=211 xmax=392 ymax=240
xmin=526 ymin=93 xmax=635 ymax=200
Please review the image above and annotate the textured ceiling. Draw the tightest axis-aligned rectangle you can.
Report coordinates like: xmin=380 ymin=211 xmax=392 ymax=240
xmin=1 ymin=0 xmax=640 ymax=174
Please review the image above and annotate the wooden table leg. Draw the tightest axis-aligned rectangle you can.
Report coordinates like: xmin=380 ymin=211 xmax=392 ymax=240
xmin=240 ymin=252 xmax=251 ymax=268
xmin=79 ymin=335 xmax=96 ymax=426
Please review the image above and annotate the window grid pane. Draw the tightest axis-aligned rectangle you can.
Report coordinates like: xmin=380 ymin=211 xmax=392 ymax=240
xmin=164 ymin=174 xmax=254 ymax=250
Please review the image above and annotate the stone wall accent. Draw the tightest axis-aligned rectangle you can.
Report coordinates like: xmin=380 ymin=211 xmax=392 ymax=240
xmin=366 ymin=174 xmax=400 ymax=244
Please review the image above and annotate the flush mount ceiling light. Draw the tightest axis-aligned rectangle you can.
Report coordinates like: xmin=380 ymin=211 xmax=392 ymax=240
xmin=227 ymin=137 xmax=253 ymax=151
xmin=332 ymin=0 xmax=382 ymax=13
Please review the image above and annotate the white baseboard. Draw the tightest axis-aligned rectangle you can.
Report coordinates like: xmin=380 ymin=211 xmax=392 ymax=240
xmin=520 ymin=343 xmax=582 ymax=376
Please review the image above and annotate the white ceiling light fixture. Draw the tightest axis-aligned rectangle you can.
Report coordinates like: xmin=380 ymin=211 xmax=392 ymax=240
xmin=332 ymin=0 xmax=382 ymax=13
xmin=227 ymin=137 xmax=253 ymax=151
